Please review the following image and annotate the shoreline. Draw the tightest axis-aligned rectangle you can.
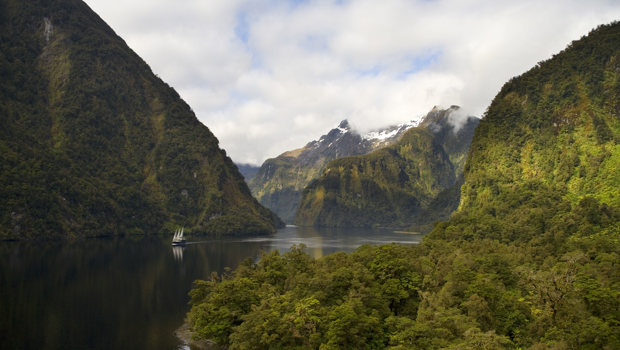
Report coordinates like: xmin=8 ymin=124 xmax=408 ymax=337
xmin=175 ymin=322 xmax=221 ymax=350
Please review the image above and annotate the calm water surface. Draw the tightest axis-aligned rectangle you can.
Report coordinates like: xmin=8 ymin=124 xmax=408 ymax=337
xmin=0 ymin=226 xmax=422 ymax=349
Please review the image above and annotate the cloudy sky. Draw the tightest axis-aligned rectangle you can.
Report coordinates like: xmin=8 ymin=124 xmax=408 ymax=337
xmin=83 ymin=0 xmax=620 ymax=165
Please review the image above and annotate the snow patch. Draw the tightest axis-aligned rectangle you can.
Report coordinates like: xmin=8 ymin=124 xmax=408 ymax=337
xmin=362 ymin=119 xmax=420 ymax=141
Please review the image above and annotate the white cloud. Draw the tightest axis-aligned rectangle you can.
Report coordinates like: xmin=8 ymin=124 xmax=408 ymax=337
xmin=84 ymin=0 xmax=620 ymax=165
xmin=447 ymin=107 xmax=473 ymax=134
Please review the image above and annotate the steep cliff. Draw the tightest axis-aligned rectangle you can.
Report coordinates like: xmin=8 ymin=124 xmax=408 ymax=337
xmin=433 ymin=22 xmax=620 ymax=243
xmin=0 ymin=0 xmax=282 ymax=239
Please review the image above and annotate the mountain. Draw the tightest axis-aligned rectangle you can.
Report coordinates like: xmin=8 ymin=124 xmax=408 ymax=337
xmin=0 ymin=0 xmax=282 ymax=239
xmin=236 ymin=163 xmax=260 ymax=182
xmin=295 ymin=106 xmax=479 ymax=230
xmin=433 ymin=22 xmax=620 ymax=243
xmin=249 ymin=118 xmax=419 ymax=223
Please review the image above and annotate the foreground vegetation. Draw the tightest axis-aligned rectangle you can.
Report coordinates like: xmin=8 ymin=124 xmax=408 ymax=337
xmin=187 ymin=22 xmax=620 ymax=348
xmin=188 ymin=223 xmax=618 ymax=349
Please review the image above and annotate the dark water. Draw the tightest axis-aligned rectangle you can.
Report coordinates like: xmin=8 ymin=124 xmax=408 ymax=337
xmin=0 ymin=226 xmax=422 ymax=350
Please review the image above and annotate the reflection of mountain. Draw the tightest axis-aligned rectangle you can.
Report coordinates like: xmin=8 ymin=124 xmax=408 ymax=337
xmin=265 ymin=226 xmax=422 ymax=258
xmin=0 ymin=237 xmax=271 ymax=349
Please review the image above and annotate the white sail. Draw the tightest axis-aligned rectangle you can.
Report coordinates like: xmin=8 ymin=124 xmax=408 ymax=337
xmin=172 ymin=227 xmax=185 ymax=244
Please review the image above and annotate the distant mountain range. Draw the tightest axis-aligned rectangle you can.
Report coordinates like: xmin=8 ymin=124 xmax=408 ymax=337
xmin=248 ymin=117 xmax=422 ymax=223
xmin=236 ymin=163 xmax=261 ymax=181
xmin=249 ymin=107 xmax=479 ymax=228
xmin=0 ymin=0 xmax=282 ymax=238
xmin=295 ymin=106 xmax=479 ymax=231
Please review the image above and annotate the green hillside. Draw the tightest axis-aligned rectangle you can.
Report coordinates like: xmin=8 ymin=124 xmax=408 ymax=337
xmin=0 ymin=0 xmax=282 ymax=239
xmin=187 ymin=22 xmax=620 ymax=349
xmin=437 ymin=21 xmax=620 ymax=242
xmin=249 ymin=119 xmax=421 ymax=224
xmin=249 ymin=121 xmax=373 ymax=223
xmin=295 ymin=107 xmax=479 ymax=230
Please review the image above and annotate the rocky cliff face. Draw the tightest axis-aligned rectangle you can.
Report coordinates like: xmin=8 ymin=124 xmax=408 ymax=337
xmin=295 ymin=107 xmax=479 ymax=231
xmin=249 ymin=118 xmax=419 ymax=222
xmin=0 ymin=0 xmax=282 ymax=239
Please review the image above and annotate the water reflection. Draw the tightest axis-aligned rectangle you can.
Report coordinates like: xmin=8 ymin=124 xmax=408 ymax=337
xmin=0 ymin=237 xmax=269 ymax=350
xmin=172 ymin=246 xmax=184 ymax=262
xmin=0 ymin=227 xmax=422 ymax=350
xmin=247 ymin=225 xmax=423 ymax=258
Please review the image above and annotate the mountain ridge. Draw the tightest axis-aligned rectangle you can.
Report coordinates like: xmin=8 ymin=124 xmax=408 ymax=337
xmin=435 ymin=22 xmax=620 ymax=242
xmin=248 ymin=116 xmax=422 ymax=222
xmin=0 ymin=0 xmax=282 ymax=239
xmin=295 ymin=106 xmax=479 ymax=230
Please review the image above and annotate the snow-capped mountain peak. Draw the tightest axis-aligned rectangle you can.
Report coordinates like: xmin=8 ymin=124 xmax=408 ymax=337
xmin=336 ymin=119 xmax=351 ymax=133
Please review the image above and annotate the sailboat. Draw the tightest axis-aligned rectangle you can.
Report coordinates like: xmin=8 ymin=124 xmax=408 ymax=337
xmin=171 ymin=227 xmax=186 ymax=246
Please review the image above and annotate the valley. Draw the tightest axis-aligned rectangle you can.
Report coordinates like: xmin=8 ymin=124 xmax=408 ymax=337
xmin=0 ymin=1 xmax=618 ymax=349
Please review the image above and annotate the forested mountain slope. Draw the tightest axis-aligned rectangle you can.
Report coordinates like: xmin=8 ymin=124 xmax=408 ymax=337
xmin=436 ymin=20 xmax=620 ymax=242
xmin=295 ymin=106 xmax=479 ymax=230
xmin=236 ymin=163 xmax=260 ymax=182
xmin=249 ymin=119 xmax=418 ymax=223
xmin=0 ymin=0 xmax=282 ymax=239
xmin=187 ymin=22 xmax=620 ymax=349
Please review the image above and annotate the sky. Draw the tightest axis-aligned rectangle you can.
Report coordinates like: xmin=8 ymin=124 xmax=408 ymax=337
xmin=83 ymin=0 xmax=620 ymax=165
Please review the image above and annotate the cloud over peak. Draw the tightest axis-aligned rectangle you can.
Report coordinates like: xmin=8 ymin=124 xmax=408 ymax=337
xmin=84 ymin=0 xmax=620 ymax=165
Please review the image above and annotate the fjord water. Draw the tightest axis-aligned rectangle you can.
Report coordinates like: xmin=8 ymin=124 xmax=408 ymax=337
xmin=0 ymin=226 xmax=422 ymax=349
